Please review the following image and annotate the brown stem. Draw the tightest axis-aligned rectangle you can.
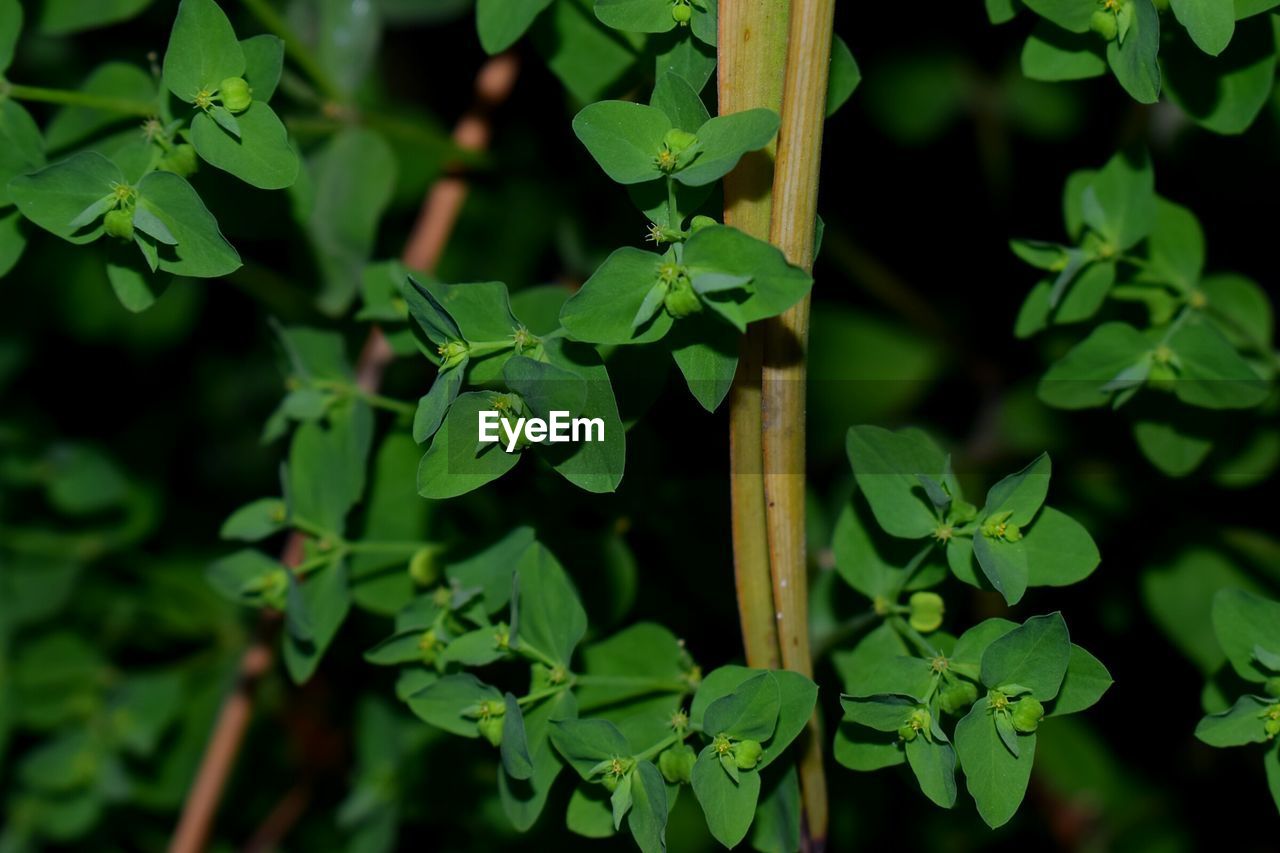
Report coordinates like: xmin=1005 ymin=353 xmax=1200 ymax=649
xmin=721 ymin=1 xmax=791 ymax=671
xmin=166 ymin=52 xmax=520 ymax=853
xmin=763 ymin=0 xmax=837 ymax=847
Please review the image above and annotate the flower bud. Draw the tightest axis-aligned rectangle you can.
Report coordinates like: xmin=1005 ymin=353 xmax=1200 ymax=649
xmin=908 ymin=591 xmax=945 ymax=633
xmin=409 ymin=545 xmax=442 ymax=586
xmin=1090 ymin=10 xmax=1118 ymax=40
xmin=658 ymin=743 xmax=697 ymax=784
xmin=1266 ymin=677 xmax=1280 ymax=698
xmin=159 ymin=143 xmax=198 ymax=177
xmin=663 ymin=277 xmax=701 ymax=318
xmin=1265 ymin=717 xmax=1280 ymax=738
xmin=437 ymin=340 xmax=468 ymax=370
xmin=688 ymin=215 xmax=718 ymax=234
xmin=939 ymin=680 xmax=979 ymax=715
xmin=477 ymin=716 xmax=504 ymax=747
xmin=663 ymin=128 xmax=699 ymax=155
xmin=1011 ymin=696 xmax=1044 ymax=733
xmin=104 ymin=209 xmax=134 ymax=240
xmin=672 ymin=2 xmax=692 ymax=24
xmin=733 ymin=739 xmax=763 ymax=770
xmin=601 ymin=773 xmax=620 ymax=792
xmin=897 ymin=723 xmax=918 ymax=742
xmin=219 ymin=77 xmax=253 ymax=113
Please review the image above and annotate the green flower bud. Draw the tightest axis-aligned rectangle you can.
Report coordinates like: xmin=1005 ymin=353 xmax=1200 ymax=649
xmin=601 ymin=772 xmax=620 ymax=792
xmin=663 ymin=276 xmax=701 ymax=318
xmin=1011 ymin=696 xmax=1045 ymax=733
xmin=409 ymin=545 xmax=443 ymax=586
xmin=908 ymin=591 xmax=945 ymax=633
xmin=1089 ymin=10 xmax=1118 ymax=40
xmin=437 ymin=340 xmax=468 ymax=370
xmin=897 ymin=723 xmax=918 ymax=742
xmin=158 ymin=143 xmax=199 ymax=177
xmin=733 ymin=739 xmax=763 ymax=770
xmin=104 ymin=209 xmax=134 ymax=240
xmin=672 ymin=2 xmax=692 ymax=24
xmin=939 ymin=680 xmax=979 ymax=715
xmin=688 ymin=215 xmax=718 ymax=234
xmin=658 ymin=743 xmax=697 ymax=784
xmin=219 ymin=76 xmax=253 ymax=113
xmin=663 ymin=128 xmax=699 ymax=155
xmin=1265 ymin=717 xmax=1280 ymax=739
xmin=1265 ymin=677 xmax=1280 ymax=698
xmin=477 ymin=716 xmax=504 ymax=747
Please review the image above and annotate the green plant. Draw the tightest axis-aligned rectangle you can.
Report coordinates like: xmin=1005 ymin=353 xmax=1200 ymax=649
xmin=4 ymin=0 xmax=1279 ymax=850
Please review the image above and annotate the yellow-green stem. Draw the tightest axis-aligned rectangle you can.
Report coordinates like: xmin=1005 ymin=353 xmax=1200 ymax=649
xmin=2 ymin=82 xmax=155 ymax=116
xmin=720 ymin=0 xmax=790 ymax=671
xmin=763 ymin=0 xmax=837 ymax=846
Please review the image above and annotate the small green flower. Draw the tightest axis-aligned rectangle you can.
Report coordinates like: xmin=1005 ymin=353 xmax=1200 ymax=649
xmin=219 ymin=76 xmax=253 ymax=113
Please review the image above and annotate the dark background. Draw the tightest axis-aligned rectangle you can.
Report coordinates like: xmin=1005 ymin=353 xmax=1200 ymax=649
xmin=2 ymin=0 xmax=1278 ymax=849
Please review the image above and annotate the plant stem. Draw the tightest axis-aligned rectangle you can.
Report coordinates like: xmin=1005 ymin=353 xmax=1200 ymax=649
xmin=720 ymin=0 xmax=791 ymax=672
xmin=237 ymin=0 xmax=344 ymax=103
xmin=763 ymin=0 xmax=837 ymax=846
xmin=2 ymin=82 xmax=155 ymax=116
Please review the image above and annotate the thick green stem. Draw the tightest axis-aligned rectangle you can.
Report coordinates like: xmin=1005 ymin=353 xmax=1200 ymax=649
xmin=720 ymin=0 xmax=790 ymax=673
xmin=762 ymin=0 xmax=837 ymax=847
xmin=2 ymin=82 xmax=155 ymax=116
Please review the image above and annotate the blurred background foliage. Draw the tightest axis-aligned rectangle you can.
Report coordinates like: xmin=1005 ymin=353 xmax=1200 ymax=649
xmin=1 ymin=0 xmax=1278 ymax=850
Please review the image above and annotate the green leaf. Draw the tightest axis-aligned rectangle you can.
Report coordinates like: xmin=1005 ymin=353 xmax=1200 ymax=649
xmin=417 ymin=392 xmax=521 ymax=499
xmin=827 ymin=35 xmax=862 ymax=116
xmin=1081 ymin=148 xmax=1155 ymax=251
xmin=550 ymin=718 xmax=630 ymax=779
xmin=476 ymin=0 xmax=554 ymax=53
xmin=220 ymin=497 xmax=286 ymax=541
xmin=1164 ymin=15 xmax=1277 ymax=134
xmin=8 ymin=151 xmax=122 ymax=244
xmin=206 ymin=548 xmax=279 ymax=603
xmin=162 ymin=0 xmax=246 ymax=103
xmin=704 ymin=673 xmax=781 ymax=741
xmin=1172 ymin=0 xmax=1235 ymax=54
xmin=241 ymin=34 xmax=284 ymax=101
xmin=560 ymin=247 xmax=674 ymax=344
xmin=567 ymin=784 xmax=617 ymax=838
xmin=595 ymin=0 xmax=675 ymax=33
xmin=304 ymin=128 xmax=397 ymax=314
xmin=573 ymin=101 xmax=671 ymax=185
xmin=413 ymin=365 xmax=464 ymax=443
xmin=190 ymin=101 xmax=300 ymax=190
xmin=676 ymin=109 xmax=779 ymax=187
xmin=578 ymin=622 xmax=686 ymax=708
xmin=0 ymin=0 xmax=20 ymax=73
xmin=283 ymin=559 xmax=351 ymax=683
xmin=952 ymin=619 xmax=1018 ymax=672
xmin=288 ymin=400 xmax=373 ymax=533
xmin=1022 ymin=506 xmax=1100 ymax=587
xmin=1021 ymin=24 xmax=1107 ymax=81
xmin=315 ymin=0 xmax=381 ymax=94
xmin=668 ymin=316 xmax=738 ymax=412
xmin=691 ymin=746 xmax=761 ymax=848
xmin=987 ymin=0 xmax=1019 ymax=22
xmin=905 ymin=736 xmax=958 ymax=808
xmin=446 ymin=526 xmax=536 ymax=613
xmin=691 ymin=0 xmax=716 ymax=45
xmin=1200 ymin=273 xmax=1273 ymax=353
xmin=1195 ymin=694 xmax=1273 ymax=746
xmin=651 ymin=71 xmax=711 ymax=132
xmin=972 ymin=534 xmax=1029 ymax=605
xmin=1212 ymin=588 xmax=1280 ymax=682
xmin=627 ymin=760 xmax=668 ymax=853
xmin=1038 ymin=322 xmax=1151 ymax=409
xmin=38 ymin=0 xmax=154 ymax=35
xmin=0 ymin=101 xmax=47 ymax=208
xmin=1047 ymin=644 xmax=1113 ymax=716
xmin=136 ymin=171 xmax=241 ymax=277
xmin=833 ymin=723 xmax=905 ymax=771
xmin=1144 ymin=199 xmax=1204 ymax=291
xmin=500 ymin=689 xmax=575 ymax=829
xmin=983 ymin=453 xmax=1051 ymax=527
xmin=980 ymin=613 xmax=1071 ymax=699
xmin=1106 ymin=0 xmax=1162 ymax=104
xmin=0 ymin=208 xmax=26 ymax=276
xmin=406 ymin=673 xmax=501 ymax=737
xmin=536 ymin=0 xmax=644 ymax=103
xmin=682 ymin=225 xmax=813 ymax=325
xmin=840 ymin=693 xmax=917 ymax=732
xmin=513 ymin=543 xmax=588 ymax=668
xmin=763 ymin=670 xmax=819 ymax=768
xmin=654 ymin=27 xmax=717 ymax=93
xmin=538 ymin=338 xmax=626 ymax=494
xmin=1166 ymin=319 xmax=1270 ymax=409
xmin=845 ymin=425 xmax=950 ymax=538
xmin=1023 ymin=0 xmax=1094 ymax=31
xmin=501 ymin=693 xmax=535 ymax=780
xmin=953 ymin=703 xmax=1037 ymax=828
xmin=45 ymin=64 xmax=155 ymax=153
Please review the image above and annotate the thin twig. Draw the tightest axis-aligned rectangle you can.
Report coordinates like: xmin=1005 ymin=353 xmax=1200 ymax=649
xmin=167 ymin=51 xmax=520 ymax=853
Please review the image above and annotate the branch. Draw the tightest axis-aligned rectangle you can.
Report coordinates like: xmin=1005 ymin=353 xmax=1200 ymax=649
xmin=720 ymin=0 xmax=790 ymax=671
xmin=763 ymin=0 xmax=837 ymax=847
xmin=166 ymin=51 xmax=520 ymax=853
